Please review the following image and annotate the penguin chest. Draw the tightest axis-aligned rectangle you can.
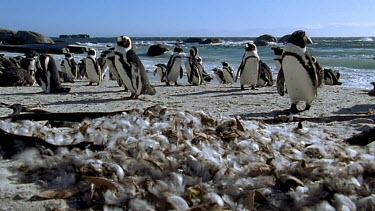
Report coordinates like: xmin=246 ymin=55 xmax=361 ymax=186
xmin=167 ymin=58 xmax=182 ymax=82
xmin=106 ymin=58 xmax=120 ymax=80
xmin=86 ymin=59 xmax=101 ymax=83
xmin=61 ymin=60 xmax=75 ymax=79
xmin=282 ymin=56 xmax=316 ymax=103
xmin=40 ymin=70 xmax=51 ymax=93
xmin=240 ymin=58 xmax=259 ymax=86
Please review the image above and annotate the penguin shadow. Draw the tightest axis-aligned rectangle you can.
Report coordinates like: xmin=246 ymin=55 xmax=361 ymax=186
xmin=170 ymin=87 xmax=275 ymax=97
xmin=333 ymin=104 xmax=375 ymax=115
xmin=44 ymin=96 xmax=129 ymax=106
xmin=235 ymin=109 xmax=291 ymax=119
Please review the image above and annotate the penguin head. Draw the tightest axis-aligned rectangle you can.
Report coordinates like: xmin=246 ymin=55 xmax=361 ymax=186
xmin=271 ymin=46 xmax=283 ymax=56
xmin=87 ymin=49 xmax=96 ymax=57
xmin=117 ymin=36 xmax=132 ymax=51
xmin=197 ymin=56 xmax=202 ymax=64
xmin=192 ymin=46 xmax=198 ymax=56
xmin=287 ymin=30 xmax=313 ymax=48
xmin=221 ymin=61 xmax=229 ymax=67
xmin=245 ymin=43 xmax=257 ymax=51
xmin=64 ymin=53 xmax=73 ymax=58
xmin=173 ymin=46 xmax=183 ymax=53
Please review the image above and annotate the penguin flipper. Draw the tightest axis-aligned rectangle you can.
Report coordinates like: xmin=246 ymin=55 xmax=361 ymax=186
xmin=180 ymin=67 xmax=184 ymax=79
xmin=276 ymin=68 xmax=286 ymax=96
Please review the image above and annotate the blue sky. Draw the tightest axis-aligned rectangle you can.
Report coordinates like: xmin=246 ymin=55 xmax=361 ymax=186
xmin=1 ymin=0 xmax=375 ymax=37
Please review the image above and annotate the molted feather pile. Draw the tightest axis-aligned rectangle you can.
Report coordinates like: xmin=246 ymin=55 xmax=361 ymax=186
xmin=0 ymin=106 xmax=374 ymax=210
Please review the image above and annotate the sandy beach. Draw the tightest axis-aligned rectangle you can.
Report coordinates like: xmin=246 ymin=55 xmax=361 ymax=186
xmin=0 ymin=79 xmax=374 ymax=210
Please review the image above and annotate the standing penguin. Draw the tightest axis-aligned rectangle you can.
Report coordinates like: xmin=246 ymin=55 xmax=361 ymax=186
xmin=196 ymin=56 xmax=213 ymax=83
xmin=185 ymin=46 xmax=202 ymax=86
xmin=153 ymin=63 xmax=167 ymax=82
xmin=105 ymin=48 xmax=126 ymax=89
xmin=272 ymin=46 xmax=287 ymax=96
xmin=85 ymin=49 xmax=102 ymax=85
xmin=60 ymin=52 xmax=77 ymax=80
xmin=235 ymin=43 xmax=260 ymax=90
xmin=281 ymin=30 xmax=317 ymax=113
xmin=35 ymin=54 xmax=70 ymax=93
xmin=165 ymin=46 xmax=184 ymax=86
xmin=220 ymin=61 xmax=235 ymax=83
xmin=114 ymin=35 xmax=156 ymax=99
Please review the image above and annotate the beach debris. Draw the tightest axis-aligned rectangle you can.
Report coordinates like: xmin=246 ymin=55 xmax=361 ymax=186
xmin=345 ymin=126 xmax=375 ymax=146
xmin=368 ymin=82 xmax=375 ymax=96
xmin=0 ymin=105 xmax=374 ymax=210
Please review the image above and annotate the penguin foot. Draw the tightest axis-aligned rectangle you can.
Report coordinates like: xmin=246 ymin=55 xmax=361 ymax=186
xmin=251 ymin=86 xmax=255 ymax=90
xmin=290 ymin=104 xmax=299 ymax=114
xmin=166 ymin=82 xmax=171 ymax=86
xmin=241 ymin=85 xmax=245 ymax=90
xmin=175 ymin=82 xmax=180 ymax=86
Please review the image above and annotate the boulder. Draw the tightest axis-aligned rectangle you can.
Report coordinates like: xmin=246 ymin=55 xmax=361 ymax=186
xmin=199 ymin=38 xmax=224 ymax=44
xmin=184 ymin=37 xmax=206 ymax=43
xmin=254 ymin=34 xmax=278 ymax=46
xmin=0 ymin=28 xmax=17 ymax=44
xmin=147 ymin=44 xmax=169 ymax=57
xmin=278 ymin=34 xmax=291 ymax=44
xmin=14 ymin=30 xmax=54 ymax=44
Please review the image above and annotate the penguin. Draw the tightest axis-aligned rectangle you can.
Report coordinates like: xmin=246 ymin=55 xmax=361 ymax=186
xmin=196 ymin=56 xmax=213 ymax=83
xmin=97 ymin=51 xmax=108 ymax=79
xmin=153 ymin=63 xmax=167 ymax=82
xmin=114 ymin=35 xmax=156 ymax=99
xmin=35 ymin=54 xmax=70 ymax=93
xmin=166 ymin=46 xmax=184 ymax=86
xmin=220 ymin=61 xmax=235 ymax=83
xmin=105 ymin=48 xmax=126 ymax=89
xmin=272 ymin=46 xmax=287 ymax=96
xmin=235 ymin=43 xmax=260 ymax=90
xmin=185 ymin=46 xmax=202 ymax=85
xmin=0 ymin=67 xmax=35 ymax=87
xmin=60 ymin=52 xmax=77 ymax=80
xmin=20 ymin=50 xmax=38 ymax=78
xmin=281 ymin=30 xmax=317 ymax=113
xmin=212 ymin=67 xmax=225 ymax=83
xmin=85 ymin=48 xmax=102 ymax=85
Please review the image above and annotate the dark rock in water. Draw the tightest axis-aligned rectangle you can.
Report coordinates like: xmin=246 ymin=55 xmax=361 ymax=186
xmin=256 ymin=34 xmax=278 ymax=43
xmin=147 ymin=44 xmax=169 ymax=57
xmin=184 ymin=37 xmax=206 ymax=43
xmin=255 ymin=34 xmax=277 ymax=46
xmin=0 ymin=67 xmax=35 ymax=86
xmin=254 ymin=40 xmax=269 ymax=47
xmin=59 ymin=34 xmax=90 ymax=38
xmin=199 ymin=38 xmax=224 ymax=44
xmin=278 ymin=34 xmax=291 ymax=44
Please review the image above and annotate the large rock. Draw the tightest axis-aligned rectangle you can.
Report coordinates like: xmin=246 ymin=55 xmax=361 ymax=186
xmin=14 ymin=30 xmax=54 ymax=44
xmin=0 ymin=28 xmax=17 ymax=44
xmin=199 ymin=38 xmax=224 ymax=44
xmin=0 ymin=28 xmax=54 ymax=44
xmin=184 ymin=37 xmax=206 ymax=43
xmin=278 ymin=34 xmax=291 ymax=44
xmin=254 ymin=34 xmax=278 ymax=46
xmin=147 ymin=44 xmax=169 ymax=57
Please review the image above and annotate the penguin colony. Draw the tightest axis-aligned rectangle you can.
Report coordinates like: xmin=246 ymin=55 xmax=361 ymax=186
xmin=0 ymin=30 xmax=343 ymax=112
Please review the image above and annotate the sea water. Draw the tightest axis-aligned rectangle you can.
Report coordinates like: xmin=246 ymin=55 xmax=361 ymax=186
xmin=6 ymin=36 xmax=375 ymax=89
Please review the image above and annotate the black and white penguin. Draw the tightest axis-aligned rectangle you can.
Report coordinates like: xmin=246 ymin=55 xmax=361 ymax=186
xmin=220 ymin=61 xmax=235 ymax=83
xmin=197 ymin=56 xmax=213 ymax=82
xmin=272 ymin=46 xmax=287 ymax=96
xmin=105 ymin=48 xmax=126 ymax=89
xmin=20 ymin=50 xmax=38 ymax=78
xmin=281 ymin=30 xmax=317 ymax=113
xmin=35 ymin=54 xmax=70 ymax=93
xmin=97 ymin=51 xmax=108 ymax=79
xmin=85 ymin=48 xmax=102 ymax=85
xmin=166 ymin=46 xmax=184 ymax=86
xmin=60 ymin=52 xmax=77 ymax=80
xmin=153 ymin=63 xmax=167 ymax=82
xmin=114 ymin=35 xmax=156 ymax=99
xmin=235 ymin=43 xmax=260 ymax=90
xmin=185 ymin=46 xmax=202 ymax=85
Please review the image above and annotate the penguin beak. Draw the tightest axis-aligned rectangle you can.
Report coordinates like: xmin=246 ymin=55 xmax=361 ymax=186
xmin=306 ymin=35 xmax=313 ymax=44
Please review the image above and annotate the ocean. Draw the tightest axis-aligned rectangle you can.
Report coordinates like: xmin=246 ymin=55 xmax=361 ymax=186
xmin=10 ymin=36 xmax=375 ymax=89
